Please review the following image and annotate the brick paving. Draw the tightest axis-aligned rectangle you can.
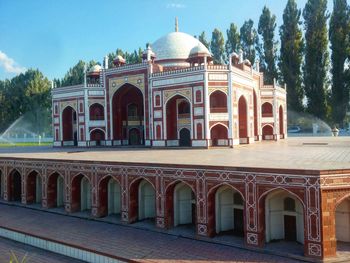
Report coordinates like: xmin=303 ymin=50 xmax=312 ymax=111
xmin=0 ymin=204 xmax=301 ymax=263
xmin=0 ymin=236 xmax=83 ymax=263
xmin=0 ymin=137 xmax=350 ymax=170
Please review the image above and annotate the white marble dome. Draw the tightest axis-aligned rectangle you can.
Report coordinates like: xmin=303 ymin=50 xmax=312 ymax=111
xmin=152 ymin=32 xmax=210 ymax=64
xmin=89 ymin=64 xmax=102 ymax=73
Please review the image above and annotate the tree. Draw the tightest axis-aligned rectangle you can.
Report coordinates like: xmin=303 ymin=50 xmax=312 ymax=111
xmin=329 ymin=0 xmax=349 ymax=127
xmin=303 ymin=0 xmax=329 ymax=120
xmin=258 ymin=6 xmax=279 ymax=84
xmin=240 ymin=19 xmax=258 ymax=64
xmin=225 ymin=23 xmax=241 ymax=60
xmin=210 ymin=29 xmax=225 ymax=64
xmin=198 ymin=31 xmax=210 ymax=49
xmin=279 ymin=0 xmax=304 ymax=112
xmin=59 ymin=60 xmax=97 ymax=87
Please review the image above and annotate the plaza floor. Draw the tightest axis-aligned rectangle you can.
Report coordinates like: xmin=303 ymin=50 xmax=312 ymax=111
xmin=0 ymin=235 xmax=83 ymax=263
xmin=0 ymin=203 xmax=306 ymax=263
xmin=0 ymin=137 xmax=350 ymax=171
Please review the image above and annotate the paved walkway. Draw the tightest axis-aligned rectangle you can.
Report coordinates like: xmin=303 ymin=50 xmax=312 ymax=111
xmin=1 ymin=137 xmax=350 ymax=170
xmin=0 ymin=236 xmax=83 ymax=263
xmin=0 ymin=204 xmax=301 ymax=263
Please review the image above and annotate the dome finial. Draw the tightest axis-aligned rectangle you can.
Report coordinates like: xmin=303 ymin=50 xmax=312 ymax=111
xmin=175 ymin=17 xmax=179 ymax=32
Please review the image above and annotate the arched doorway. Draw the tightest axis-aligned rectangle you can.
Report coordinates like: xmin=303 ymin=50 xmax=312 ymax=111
xmin=253 ymin=90 xmax=258 ymax=140
xmin=71 ymin=174 xmax=91 ymax=212
xmin=98 ymin=176 xmax=121 ymax=217
xmin=335 ymin=198 xmax=350 ymax=242
xmin=215 ymin=186 xmax=244 ymax=236
xmin=210 ymin=91 xmax=227 ymax=113
xmin=238 ymin=96 xmax=248 ymax=142
xmin=89 ymin=103 xmax=104 ymax=121
xmin=179 ymin=128 xmax=191 ymax=147
xmin=262 ymin=125 xmax=274 ymax=140
xmin=112 ymin=84 xmax=144 ymax=145
xmin=279 ymin=106 xmax=284 ymax=138
xmin=8 ymin=170 xmax=21 ymax=202
xmin=26 ymin=171 xmax=42 ymax=204
xmin=129 ymin=128 xmax=141 ymax=146
xmin=138 ymin=180 xmax=155 ymax=220
xmin=166 ymin=95 xmax=191 ymax=147
xmin=90 ymin=129 xmax=105 ymax=146
xmin=62 ymin=106 xmax=78 ymax=146
xmin=210 ymin=124 xmax=228 ymax=146
xmin=174 ymin=182 xmax=195 ymax=227
xmin=265 ymin=190 xmax=304 ymax=244
xmin=47 ymin=173 xmax=64 ymax=208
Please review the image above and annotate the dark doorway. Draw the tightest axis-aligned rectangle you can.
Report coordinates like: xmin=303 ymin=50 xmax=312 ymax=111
xmin=233 ymin=208 xmax=244 ymax=237
xmin=129 ymin=128 xmax=141 ymax=145
xmin=8 ymin=171 xmax=21 ymax=202
xmin=284 ymin=215 xmax=297 ymax=241
xmin=179 ymin=128 xmax=191 ymax=147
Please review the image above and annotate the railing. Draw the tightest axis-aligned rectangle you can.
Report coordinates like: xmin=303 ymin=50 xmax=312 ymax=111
xmin=210 ymin=107 xmax=228 ymax=113
xmin=207 ymin=65 xmax=229 ymax=70
xmin=262 ymin=113 xmax=273 ymax=118
xmin=90 ymin=115 xmax=104 ymax=121
xmin=151 ymin=65 xmax=204 ymax=77
xmin=127 ymin=116 xmax=142 ymax=121
xmin=105 ymin=62 xmax=149 ymax=75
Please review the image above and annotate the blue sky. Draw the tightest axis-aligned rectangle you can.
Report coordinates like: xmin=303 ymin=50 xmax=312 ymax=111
xmin=0 ymin=0 xmax=332 ymax=81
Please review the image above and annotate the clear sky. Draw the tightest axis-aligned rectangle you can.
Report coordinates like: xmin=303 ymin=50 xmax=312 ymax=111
xmin=0 ymin=0 xmax=333 ymax=81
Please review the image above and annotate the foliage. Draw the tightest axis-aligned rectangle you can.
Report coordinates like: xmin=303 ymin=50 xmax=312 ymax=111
xmin=303 ymin=0 xmax=329 ymax=120
xmin=210 ymin=29 xmax=225 ymax=64
xmin=279 ymin=0 xmax=304 ymax=112
xmin=0 ymin=69 xmax=52 ymax=134
xmin=258 ymin=6 xmax=279 ymax=84
xmin=107 ymin=48 xmax=142 ymax=68
xmin=198 ymin=31 xmax=210 ymax=49
xmin=225 ymin=23 xmax=241 ymax=61
xmin=9 ymin=251 xmax=28 ymax=263
xmin=329 ymin=0 xmax=349 ymax=127
xmin=240 ymin=19 xmax=258 ymax=64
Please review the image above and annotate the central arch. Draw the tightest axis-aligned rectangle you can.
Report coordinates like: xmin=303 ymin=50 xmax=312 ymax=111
xmin=62 ymin=106 xmax=78 ymax=146
xmin=112 ymin=84 xmax=144 ymax=145
xmin=262 ymin=125 xmax=274 ymax=140
xmin=166 ymin=95 xmax=192 ymax=147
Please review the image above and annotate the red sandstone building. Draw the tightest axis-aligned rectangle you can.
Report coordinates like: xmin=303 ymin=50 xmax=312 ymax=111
xmin=52 ymin=25 xmax=287 ymax=148
xmin=0 ymin=25 xmax=348 ymax=262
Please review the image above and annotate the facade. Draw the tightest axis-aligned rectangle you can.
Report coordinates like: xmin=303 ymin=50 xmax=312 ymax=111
xmin=52 ymin=27 xmax=287 ymax=148
xmin=0 ymin=153 xmax=350 ymax=260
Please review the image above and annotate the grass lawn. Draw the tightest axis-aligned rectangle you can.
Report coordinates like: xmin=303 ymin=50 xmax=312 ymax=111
xmin=0 ymin=142 xmax=52 ymax=147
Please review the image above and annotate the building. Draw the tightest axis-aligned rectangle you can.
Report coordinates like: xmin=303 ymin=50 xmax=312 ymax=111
xmin=52 ymin=24 xmax=287 ymax=148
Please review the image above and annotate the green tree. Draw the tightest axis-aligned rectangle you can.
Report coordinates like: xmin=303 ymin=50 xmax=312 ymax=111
xmin=225 ymin=23 xmax=241 ymax=61
xmin=198 ymin=31 xmax=210 ymax=49
xmin=303 ymin=0 xmax=329 ymax=120
xmin=210 ymin=29 xmax=225 ymax=64
xmin=279 ymin=0 xmax=304 ymax=112
xmin=329 ymin=0 xmax=349 ymax=127
xmin=240 ymin=19 xmax=258 ymax=64
xmin=59 ymin=60 xmax=97 ymax=87
xmin=258 ymin=6 xmax=279 ymax=84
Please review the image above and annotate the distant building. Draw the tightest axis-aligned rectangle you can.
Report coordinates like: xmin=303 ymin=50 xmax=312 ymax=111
xmin=52 ymin=24 xmax=286 ymax=148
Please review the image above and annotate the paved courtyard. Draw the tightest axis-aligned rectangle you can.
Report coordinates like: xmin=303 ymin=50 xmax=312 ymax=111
xmin=0 ymin=236 xmax=83 ymax=263
xmin=0 ymin=137 xmax=349 ymax=171
xmin=0 ymin=204 xmax=302 ymax=262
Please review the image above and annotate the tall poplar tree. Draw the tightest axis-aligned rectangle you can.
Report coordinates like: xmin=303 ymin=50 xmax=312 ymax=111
xmin=258 ymin=6 xmax=278 ymax=85
xmin=210 ymin=28 xmax=225 ymax=64
xmin=225 ymin=23 xmax=241 ymax=60
xmin=240 ymin=19 xmax=258 ymax=64
xmin=279 ymin=0 xmax=304 ymax=112
xmin=198 ymin=31 xmax=210 ymax=49
xmin=329 ymin=0 xmax=349 ymax=126
xmin=303 ymin=0 xmax=329 ymax=120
